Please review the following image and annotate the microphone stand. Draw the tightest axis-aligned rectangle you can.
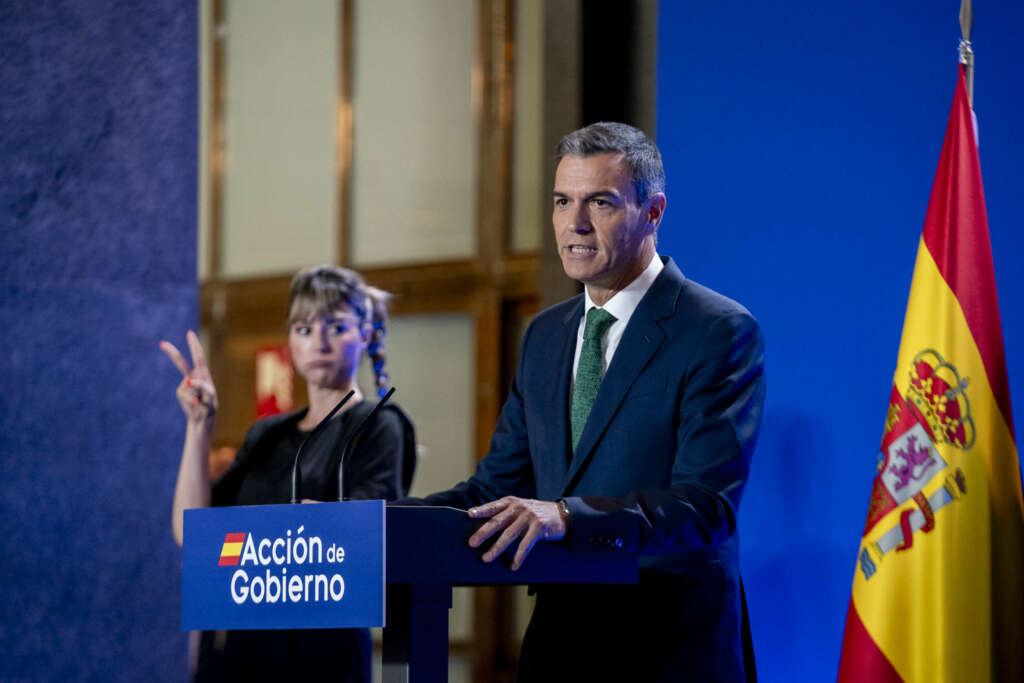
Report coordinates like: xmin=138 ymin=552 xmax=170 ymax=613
xmin=289 ymin=390 xmax=355 ymax=504
xmin=337 ymin=387 xmax=395 ymax=501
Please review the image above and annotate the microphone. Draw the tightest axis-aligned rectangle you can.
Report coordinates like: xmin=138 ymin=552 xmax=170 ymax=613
xmin=290 ymin=390 xmax=355 ymax=504
xmin=337 ymin=386 xmax=395 ymax=501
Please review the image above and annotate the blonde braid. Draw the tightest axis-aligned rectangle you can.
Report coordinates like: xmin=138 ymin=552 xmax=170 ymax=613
xmin=364 ymin=285 xmax=391 ymax=398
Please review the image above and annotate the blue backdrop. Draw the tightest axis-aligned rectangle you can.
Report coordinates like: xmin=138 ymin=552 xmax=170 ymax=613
xmin=656 ymin=2 xmax=1024 ymax=680
xmin=0 ymin=2 xmax=196 ymax=680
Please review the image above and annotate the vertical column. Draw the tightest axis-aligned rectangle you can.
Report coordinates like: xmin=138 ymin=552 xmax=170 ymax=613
xmin=383 ymin=583 xmax=454 ymax=683
xmin=0 ymin=3 xmax=197 ymax=681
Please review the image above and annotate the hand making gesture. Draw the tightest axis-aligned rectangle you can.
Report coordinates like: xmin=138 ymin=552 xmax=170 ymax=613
xmin=163 ymin=330 xmax=219 ymax=546
xmin=160 ymin=330 xmax=218 ymax=426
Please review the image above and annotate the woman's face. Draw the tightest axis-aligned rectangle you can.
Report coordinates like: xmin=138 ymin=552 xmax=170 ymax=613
xmin=287 ymin=304 xmax=368 ymax=389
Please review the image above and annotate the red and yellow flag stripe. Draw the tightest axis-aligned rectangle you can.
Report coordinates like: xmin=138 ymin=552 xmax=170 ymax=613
xmin=218 ymin=532 xmax=246 ymax=567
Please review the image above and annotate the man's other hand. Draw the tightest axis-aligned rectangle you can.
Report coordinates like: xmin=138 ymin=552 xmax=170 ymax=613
xmin=467 ymin=497 xmax=566 ymax=570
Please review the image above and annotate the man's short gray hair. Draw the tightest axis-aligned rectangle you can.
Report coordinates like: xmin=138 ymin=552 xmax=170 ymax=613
xmin=556 ymin=122 xmax=665 ymax=205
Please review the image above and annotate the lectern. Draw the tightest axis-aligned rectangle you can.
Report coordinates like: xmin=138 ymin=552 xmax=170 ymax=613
xmin=383 ymin=505 xmax=636 ymax=682
xmin=182 ymin=502 xmax=637 ymax=682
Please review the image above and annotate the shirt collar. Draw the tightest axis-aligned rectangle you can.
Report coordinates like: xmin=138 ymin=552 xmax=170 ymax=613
xmin=583 ymin=253 xmax=664 ymax=322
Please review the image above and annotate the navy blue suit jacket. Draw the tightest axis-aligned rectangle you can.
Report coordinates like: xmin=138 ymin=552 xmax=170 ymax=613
xmin=421 ymin=257 xmax=765 ymax=681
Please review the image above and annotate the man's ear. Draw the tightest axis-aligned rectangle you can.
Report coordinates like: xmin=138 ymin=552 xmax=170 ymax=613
xmin=646 ymin=193 xmax=667 ymax=230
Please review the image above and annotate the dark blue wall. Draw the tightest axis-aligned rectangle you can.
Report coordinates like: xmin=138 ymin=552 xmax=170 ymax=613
xmin=1 ymin=2 xmax=196 ymax=680
xmin=657 ymin=2 xmax=1024 ymax=681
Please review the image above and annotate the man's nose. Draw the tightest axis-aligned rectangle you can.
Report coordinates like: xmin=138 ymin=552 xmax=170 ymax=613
xmin=569 ymin=207 xmax=591 ymax=233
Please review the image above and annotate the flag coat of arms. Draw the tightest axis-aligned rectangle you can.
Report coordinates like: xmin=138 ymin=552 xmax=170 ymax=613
xmin=838 ymin=65 xmax=1024 ymax=682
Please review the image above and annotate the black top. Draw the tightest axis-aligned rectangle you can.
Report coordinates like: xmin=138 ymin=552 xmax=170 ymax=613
xmin=195 ymin=401 xmax=416 ymax=683
xmin=213 ymin=401 xmax=416 ymax=506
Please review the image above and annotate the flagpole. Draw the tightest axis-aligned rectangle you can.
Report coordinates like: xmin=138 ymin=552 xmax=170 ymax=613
xmin=959 ymin=0 xmax=975 ymax=106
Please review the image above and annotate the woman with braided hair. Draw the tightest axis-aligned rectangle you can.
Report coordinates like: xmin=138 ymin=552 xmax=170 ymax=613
xmin=161 ymin=264 xmax=415 ymax=682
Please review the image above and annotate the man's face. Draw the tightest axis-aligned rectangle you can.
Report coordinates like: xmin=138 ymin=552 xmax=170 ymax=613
xmin=552 ymin=153 xmax=664 ymax=304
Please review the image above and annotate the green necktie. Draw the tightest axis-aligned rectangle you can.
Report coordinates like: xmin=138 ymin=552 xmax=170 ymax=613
xmin=570 ymin=307 xmax=617 ymax=452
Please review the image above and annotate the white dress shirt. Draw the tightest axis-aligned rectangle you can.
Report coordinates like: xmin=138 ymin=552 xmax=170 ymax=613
xmin=570 ymin=254 xmax=665 ymax=393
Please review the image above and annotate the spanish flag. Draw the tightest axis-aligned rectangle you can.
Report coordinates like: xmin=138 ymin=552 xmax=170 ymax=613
xmin=837 ymin=64 xmax=1024 ymax=682
xmin=218 ymin=533 xmax=246 ymax=567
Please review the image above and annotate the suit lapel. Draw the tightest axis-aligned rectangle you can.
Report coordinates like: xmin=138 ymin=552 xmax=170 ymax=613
xmin=563 ymin=259 xmax=684 ymax=494
xmin=534 ymin=298 xmax=583 ymax=494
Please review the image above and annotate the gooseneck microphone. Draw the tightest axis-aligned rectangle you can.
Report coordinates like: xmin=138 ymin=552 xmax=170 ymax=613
xmin=337 ymin=386 xmax=395 ymax=501
xmin=289 ymin=390 xmax=355 ymax=504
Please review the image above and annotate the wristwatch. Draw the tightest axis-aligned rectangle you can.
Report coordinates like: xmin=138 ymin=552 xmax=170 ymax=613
xmin=556 ymin=498 xmax=570 ymax=530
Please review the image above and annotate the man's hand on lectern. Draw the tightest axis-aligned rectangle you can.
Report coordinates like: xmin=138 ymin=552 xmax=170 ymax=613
xmin=467 ymin=497 xmax=566 ymax=570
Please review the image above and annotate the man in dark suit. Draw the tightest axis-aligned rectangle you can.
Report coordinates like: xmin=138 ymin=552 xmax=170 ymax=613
xmin=416 ymin=122 xmax=765 ymax=682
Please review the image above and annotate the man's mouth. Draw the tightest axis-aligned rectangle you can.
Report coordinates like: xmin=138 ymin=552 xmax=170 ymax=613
xmin=567 ymin=245 xmax=597 ymax=254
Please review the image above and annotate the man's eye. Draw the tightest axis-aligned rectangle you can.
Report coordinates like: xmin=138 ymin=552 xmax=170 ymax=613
xmin=295 ymin=326 xmax=311 ymax=335
xmin=554 ymin=198 xmax=568 ymax=207
xmin=329 ymin=323 xmax=349 ymax=335
xmin=591 ymin=198 xmax=608 ymax=208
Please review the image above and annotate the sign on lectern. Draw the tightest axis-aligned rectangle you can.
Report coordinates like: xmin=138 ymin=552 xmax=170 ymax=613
xmin=181 ymin=500 xmax=385 ymax=630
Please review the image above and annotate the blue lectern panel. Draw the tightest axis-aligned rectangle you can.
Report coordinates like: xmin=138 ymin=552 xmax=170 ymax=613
xmin=385 ymin=506 xmax=637 ymax=584
xmin=182 ymin=501 xmax=385 ymax=630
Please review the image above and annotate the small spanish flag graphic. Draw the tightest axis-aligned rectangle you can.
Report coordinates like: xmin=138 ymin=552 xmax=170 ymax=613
xmin=218 ymin=533 xmax=246 ymax=566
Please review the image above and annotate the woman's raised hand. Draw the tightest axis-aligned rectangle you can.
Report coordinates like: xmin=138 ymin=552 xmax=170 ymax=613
xmin=160 ymin=330 xmax=219 ymax=425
